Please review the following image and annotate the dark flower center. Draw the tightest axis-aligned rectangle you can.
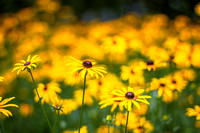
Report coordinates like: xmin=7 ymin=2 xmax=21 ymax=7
xmin=160 ymin=83 xmax=166 ymax=87
xmin=172 ymin=80 xmax=177 ymax=84
xmin=56 ymin=104 xmax=59 ymax=108
xmin=44 ymin=85 xmax=48 ymax=91
xmin=169 ymin=55 xmax=174 ymax=61
xmin=82 ymin=61 xmax=92 ymax=68
xmin=113 ymin=40 xmax=117 ymax=45
xmin=98 ymin=81 xmax=102 ymax=86
xmin=138 ymin=126 xmax=143 ymax=129
xmin=125 ymin=92 xmax=134 ymax=99
xmin=130 ymin=69 xmax=135 ymax=74
xmin=147 ymin=60 xmax=154 ymax=65
xmin=24 ymin=61 xmax=30 ymax=66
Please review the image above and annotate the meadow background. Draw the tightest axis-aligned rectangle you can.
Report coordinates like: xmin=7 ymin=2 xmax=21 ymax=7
xmin=0 ymin=0 xmax=200 ymax=132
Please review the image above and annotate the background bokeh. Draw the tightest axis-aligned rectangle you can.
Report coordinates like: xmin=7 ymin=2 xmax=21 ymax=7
xmin=1 ymin=0 xmax=200 ymax=133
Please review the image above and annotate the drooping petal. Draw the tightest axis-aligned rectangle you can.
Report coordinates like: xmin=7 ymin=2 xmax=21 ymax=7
xmin=0 ymin=97 xmax=15 ymax=105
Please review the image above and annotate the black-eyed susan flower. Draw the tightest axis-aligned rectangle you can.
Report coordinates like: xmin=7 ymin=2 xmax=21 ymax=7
xmin=51 ymin=96 xmax=64 ymax=113
xmin=0 ymin=97 xmax=18 ymax=117
xmin=0 ymin=76 xmax=4 ymax=82
xmin=121 ymin=63 xmax=144 ymax=85
xmin=186 ymin=105 xmax=200 ymax=120
xmin=141 ymin=60 xmax=167 ymax=71
xmin=66 ymin=56 xmax=107 ymax=79
xmin=149 ymin=78 xmax=173 ymax=103
xmin=100 ymin=86 xmax=151 ymax=111
xmin=132 ymin=117 xmax=154 ymax=133
xmin=13 ymin=55 xmax=41 ymax=74
xmin=34 ymin=82 xmax=62 ymax=104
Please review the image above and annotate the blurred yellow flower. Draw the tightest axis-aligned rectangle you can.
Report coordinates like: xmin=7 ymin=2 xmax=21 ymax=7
xmin=186 ymin=105 xmax=200 ymax=120
xmin=61 ymin=99 xmax=78 ymax=115
xmin=132 ymin=117 xmax=154 ymax=133
xmin=87 ymin=74 xmax=122 ymax=101
xmin=115 ymin=112 xmax=137 ymax=129
xmin=13 ymin=55 xmax=41 ymax=74
xmin=99 ymin=87 xmax=151 ymax=111
xmin=149 ymin=78 xmax=173 ymax=103
xmin=0 ymin=76 xmax=4 ymax=82
xmin=96 ymin=125 xmax=120 ymax=133
xmin=0 ymin=97 xmax=18 ymax=117
xmin=63 ymin=126 xmax=88 ymax=133
xmin=66 ymin=56 xmax=107 ymax=79
xmin=74 ymin=89 xmax=93 ymax=106
xmin=167 ymin=74 xmax=187 ymax=92
xmin=34 ymin=82 xmax=62 ymax=104
xmin=141 ymin=60 xmax=167 ymax=71
xmin=19 ymin=103 xmax=33 ymax=117
xmin=195 ymin=3 xmax=200 ymax=16
xmin=121 ymin=63 xmax=144 ymax=85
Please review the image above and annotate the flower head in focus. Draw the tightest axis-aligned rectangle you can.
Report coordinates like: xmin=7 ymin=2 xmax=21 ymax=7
xmin=99 ymin=86 xmax=151 ymax=111
xmin=66 ymin=56 xmax=107 ymax=79
xmin=186 ymin=105 xmax=200 ymax=120
xmin=51 ymin=96 xmax=64 ymax=113
xmin=13 ymin=55 xmax=41 ymax=74
xmin=0 ymin=97 xmax=18 ymax=117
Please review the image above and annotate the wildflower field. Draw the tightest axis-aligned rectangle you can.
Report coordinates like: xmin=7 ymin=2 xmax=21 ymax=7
xmin=1 ymin=0 xmax=200 ymax=133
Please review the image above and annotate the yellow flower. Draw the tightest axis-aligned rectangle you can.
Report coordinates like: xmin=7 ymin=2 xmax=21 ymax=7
xmin=74 ymin=89 xmax=93 ymax=106
xmin=99 ymin=86 xmax=151 ymax=111
xmin=186 ymin=105 xmax=200 ymax=120
xmin=121 ymin=63 xmax=144 ymax=85
xmin=141 ymin=60 xmax=167 ymax=71
xmin=195 ymin=3 xmax=200 ymax=16
xmin=63 ymin=126 xmax=88 ymax=133
xmin=13 ymin=55 xmax=41 ymax=74
xmin=99 ymin=94 xmax=124 ymax=112
xmin=34 ymin=82 xmax=62 ymax=104
xmin=0 ymin=97 xmax=18 ymax=117
xmin=96 ymin=125 xmax=121 ymax=133
xmin=149 ymin=78 xmax=173 ymax=103
xmin=51 ymin=96 xmax=64 ymax=112
xmin=66 ymin=56 xmax=107 ymax=79
xmin=61 ymin=99 xmax=78 ymax=115
xmin=132 ymin=117 xmax=154 ymax=133
xmin=0 ymin=76 xmax=4 ymax=82
xmin=87 ymin=74 xmax=122 ymax=101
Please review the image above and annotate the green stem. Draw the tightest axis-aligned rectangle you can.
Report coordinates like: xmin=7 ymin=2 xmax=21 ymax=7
xmin=125 ymin=111 xmax=129 ymax=133
xmin=108 ymin=124 xmax=110 ymax=133
xmin=0 ymin=121 xmax=4 ymax=133
xmin=57 ymin=111 xmax=60 ymax=133
xmin=28 ymin=69 xmax=54 ymax=133
xmin=53 ymin=112 xmax=57 ymax=133
xmin=78 ymin=71 xmax=88 ymax=133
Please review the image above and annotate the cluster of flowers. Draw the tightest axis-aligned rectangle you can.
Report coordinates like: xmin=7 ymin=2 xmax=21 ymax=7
xmin=0 ymin=0 xmax=200 ymax=132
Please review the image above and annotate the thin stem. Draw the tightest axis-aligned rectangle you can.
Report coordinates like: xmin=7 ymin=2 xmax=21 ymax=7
xmin=78 ymin=71 xmax=88 ymax=133
xmin=125 ymin=111 xmax=129 ymax=133
xmin=28 ymin=69 xmax=54 ymax=133
xmin=57 ymin=111 xmax=60 ymax=133
xmin=53 ymin=111 xmax=57 ymax=133
xmin=0 ymin=121 xmax=4 ymax=133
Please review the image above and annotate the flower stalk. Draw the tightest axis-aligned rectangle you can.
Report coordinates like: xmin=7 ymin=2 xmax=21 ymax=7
xmin=78 ymin=71 xmax=88 ymax=133
xmin=28 ymin=69 xmax=54 ymax=133
xmin=125 ymin=111 xmax=129 ymax=133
